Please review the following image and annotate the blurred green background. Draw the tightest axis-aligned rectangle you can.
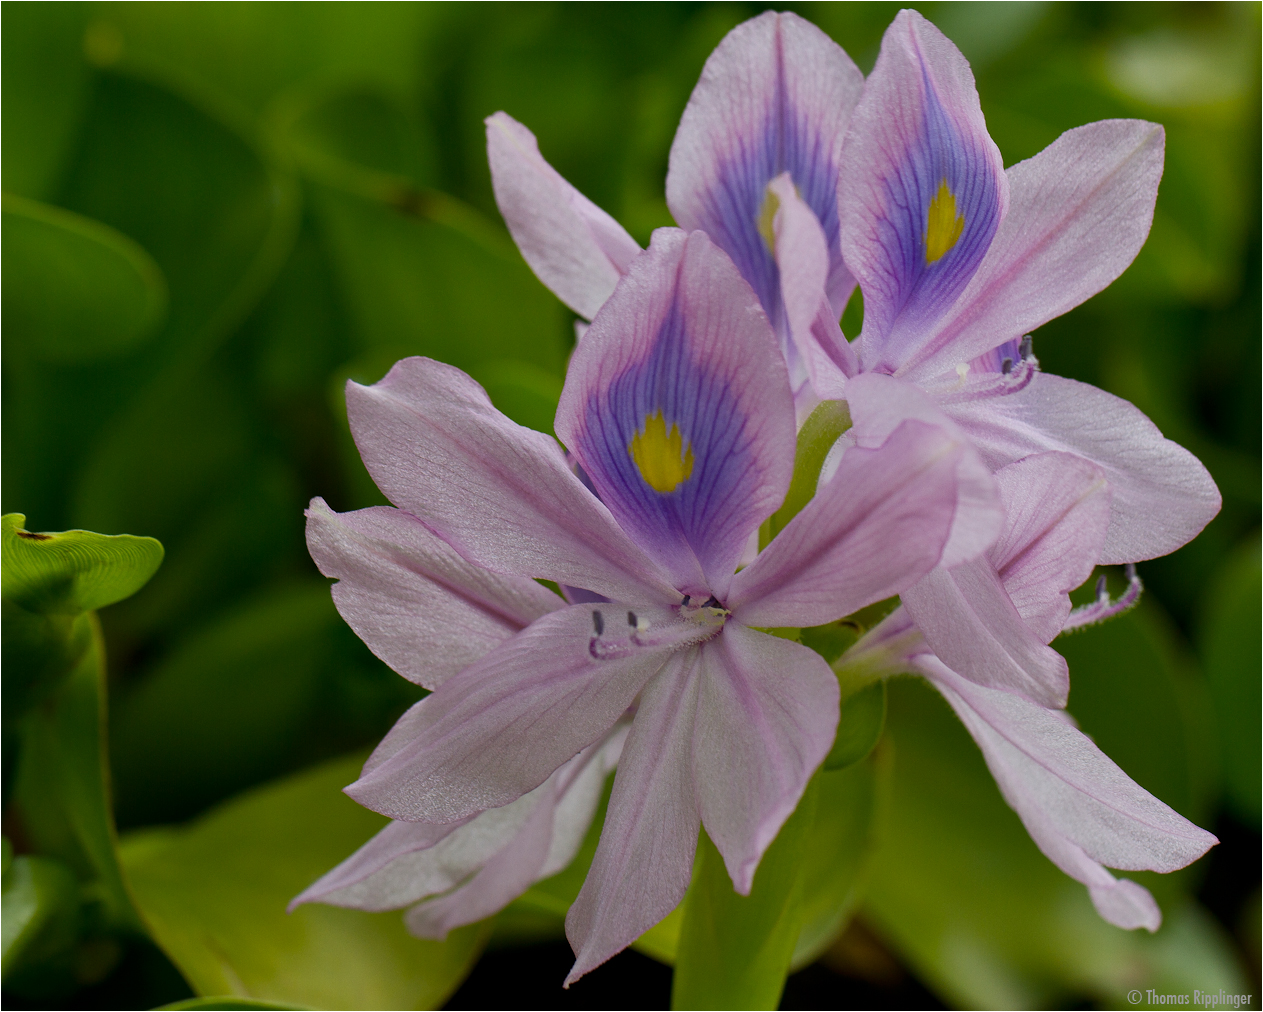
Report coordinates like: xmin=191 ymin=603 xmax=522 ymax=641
xmin=2 ymin=2 xmax=1258 ymax=1009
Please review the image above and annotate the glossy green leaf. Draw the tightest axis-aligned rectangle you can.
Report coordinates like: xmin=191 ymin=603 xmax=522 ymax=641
xmin=1199 ymin=536 xmax=1261 ymax=826
xmin=14 ymin=614 xmax=144 ymax=935
xmin=2 ymin=194 xmax=167 ymax=363
xmin=864 ymin=678 xmax=1246 ymax=1009
xmin=824 ymin=680 xmax=886 ymax=772
xmin=121 ymin=753 xmax=487 ymax=1010
xmin=672 ymin=778 xmax=819 ymax=1010
xmin=2 ymin=513 xmax=164 ymax=617
xmin=1 ymin=851 xmax=81 ymax=982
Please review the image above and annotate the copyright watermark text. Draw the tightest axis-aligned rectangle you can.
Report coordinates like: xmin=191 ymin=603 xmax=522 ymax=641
xmin=1127 ymin=990 xmax=1254 ymax=1008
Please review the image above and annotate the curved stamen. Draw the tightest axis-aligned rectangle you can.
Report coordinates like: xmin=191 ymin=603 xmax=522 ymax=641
xmin=1061 ymin=564 xmax=1143 ymax=633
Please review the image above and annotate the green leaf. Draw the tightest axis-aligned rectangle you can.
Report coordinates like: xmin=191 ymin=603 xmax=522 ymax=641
xmin=2 ymin=513 xmax=164 ymax=616
xmin=110 ymin=583 xmax=420 ymax=828
xmin=1199 ymin=535 xmax=1261 ymax=826
xmin=92 ymin=5 xmax=447 ymax=125
xmin=764 ymin=400 xmax=852 ymax=546
xmin=309 ymin=183 xmax=569 ymax=379
xmin=2 ymin=194 xmax=167 ymax=363
xmin=824 ymin=680 xmax=886 ymax=771
xmin=120 ymin=753 xmax=487 ymax=1010
xmin=156 ymin=999 xmax=310 ymax=1011
xmin=672 ymin=777 xmax=819 ymax=1010
xmin=1 ymin=3 xmax=93 ymax=199
xmin=1 ymin=851 xmax=81 ymax=983
xmin=864 ymin=677 xmax=1247 ymax=1009
xmin=14 ymin=614 xmax=144 ymax=935
xmin=790 ymin=753 xmax=885 ymax=970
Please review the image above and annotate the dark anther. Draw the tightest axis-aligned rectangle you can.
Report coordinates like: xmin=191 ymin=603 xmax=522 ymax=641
xmin=1094 ymin=574 xmax=1108 ymax=599
xmin=702 ymin=595 xmax=721 ymax=609
xmin=1019 ymin=335 xmax=1034 ymax=360
xmin=592 ymin=610 xmax=604 ymax=635
xmin=1001 ymin=356 xmax=1014 ymax=375
xmin=681 ymin=595 xmax=691 ymax=607
xmin=627 ymin=611 xmax=638 ymax=627
xmin=1124 ymin=562 xmax=1138 ymax=581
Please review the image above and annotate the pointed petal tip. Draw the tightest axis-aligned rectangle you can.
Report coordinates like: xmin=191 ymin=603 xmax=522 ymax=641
xmin=1090 ymin=878 xmax=1162 ymax=932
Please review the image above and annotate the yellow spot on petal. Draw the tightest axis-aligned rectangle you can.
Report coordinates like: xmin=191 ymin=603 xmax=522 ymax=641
xmin=756 ymin=186 xmax=781 ymax=255
xmin=629 ymin=411 xmax=695 ymax=493
xmin=925 ymin=180 xmax=965 ymax=264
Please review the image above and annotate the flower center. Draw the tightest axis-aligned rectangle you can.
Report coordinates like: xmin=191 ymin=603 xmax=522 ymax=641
xmin=587 ymin=598 xmax=726 ymax=661
xmin=924 ymin=179 xmax=965 ymax=263
xmin=628 ymin=410 xmax=694 ymax=493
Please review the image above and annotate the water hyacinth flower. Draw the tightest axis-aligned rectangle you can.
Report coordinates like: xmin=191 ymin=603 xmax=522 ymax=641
xmin=802 ymin=8 xmax=1220 ymax=705
xmin=485 ymin=8 xmax=1219 ymax=710
xmin=839 ymin=451 xmax=1218 ymax=930
xmin=314 ymin=228 xmax=991 ymax=981
xmin=486 ymin=7 xmax=1219 ymax=570
xmin=819 ymin=9 xmax=1220 ymax=566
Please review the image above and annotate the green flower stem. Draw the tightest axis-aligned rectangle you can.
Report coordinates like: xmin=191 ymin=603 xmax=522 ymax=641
xmin=671 ymin=775 xmax=821 ymax=1010
xmin=761 ymin=400 xmax=852 ymax=550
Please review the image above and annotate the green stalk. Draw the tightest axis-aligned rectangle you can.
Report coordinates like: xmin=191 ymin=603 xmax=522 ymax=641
xmin=671 ymin=776 xmax=821 ymax=1010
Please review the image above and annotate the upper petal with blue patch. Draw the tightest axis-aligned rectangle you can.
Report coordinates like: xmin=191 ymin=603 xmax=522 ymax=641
xmin=556 ymin=229 xmax=795 ymax=601
xmin=839 ymin=9 xmax=1008 ymax=377
xmin=667 ymin=11 xmax=863 ymax=357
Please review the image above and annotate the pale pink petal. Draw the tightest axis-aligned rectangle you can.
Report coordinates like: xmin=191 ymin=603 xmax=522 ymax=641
xmin=901 ymin=561 xmax=1070 ymax=707
xmin=769 ymin=172 xmax=856 ymax=399
xmin=840 ymin=9 xmax=1008 ymax=375
xmin=922 ymin=657 xmax=1216 ymax=928
xmin=539 ymin=721 xmax=629 ymax=878
xmin=844 ymin=373 xmax=1002 ymax=567
xmin=942 ymin=373 xmax=1221 ymax=564
xmin=556 ymin=229 xmax=795 ymax=600
xmin=989 ymin=453 xmax=1111 ymax=642
xmin=406 ymin=723 xmax=629 ymax=937
xmin=667 ymin=11 xmax=862 ymax=332
xmin=288 ymin=816 xmax=473 ymax=913
xmin=486 ymin=112 xmax=640 ymax=320
xmin=346 ymin=356 xmax=678 ymax=605
xmin=565 ymin=651 xmax=703 ymax=984
xmin=296 ymin=725 xmax=627 ymax=935
xmin=305 ymin=498 xmax=562 ymax=689
xmin=728 ymin=420 xmax=959 ymax=628
xmin=406 ymin=780 xmax=558 ymax=939
xmin=692 ymin=625 xmax=839 ymax=894
xmin=346 ymin=604 xmax=706 ymax=823
xmin=906 ymin=120 xmax=1165 ymax=382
